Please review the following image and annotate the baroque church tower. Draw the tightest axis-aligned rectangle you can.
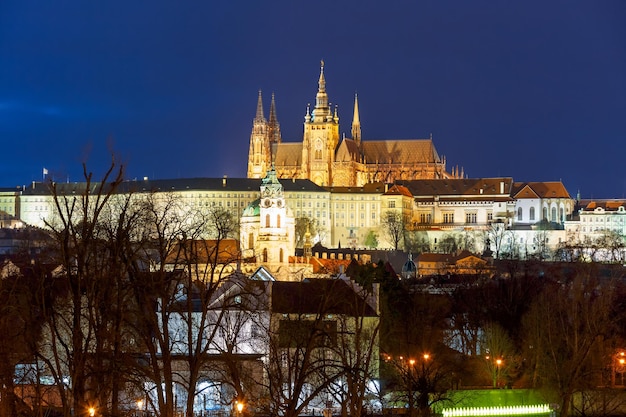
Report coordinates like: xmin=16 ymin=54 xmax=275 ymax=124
xmin=302 ymin=61 xmax=340 ymax=186
xmin=240 ymin=165 xmax=295 ymax=280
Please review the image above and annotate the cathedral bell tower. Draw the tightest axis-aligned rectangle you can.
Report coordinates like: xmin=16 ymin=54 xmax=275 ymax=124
xmin=302 ymin=61 xmax=340 ymax=187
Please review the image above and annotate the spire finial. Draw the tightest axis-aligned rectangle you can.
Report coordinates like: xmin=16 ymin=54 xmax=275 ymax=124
xmin=255 ymin=90 xmax=265 ymax=122
xmin=318 ymin=59 xmax=326 ymax=93
xmin=268 ymin=92 xmax=282 ymax=144
xmin=351 ymin=92 xmax=361 ymax=144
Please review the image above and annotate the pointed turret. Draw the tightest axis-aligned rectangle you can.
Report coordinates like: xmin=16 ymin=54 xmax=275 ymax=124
xmin=255 ymin=90 xmax=266 ymax=123
xmin=351 ymin=93 xmax=361 ymax=145
xmin=312 ymin=60 xmax=330 ymax=120
xmin=268 ymin=92 xmax=282 ymax=144
xmin=247 ymin=90 xmax=271 ymax=179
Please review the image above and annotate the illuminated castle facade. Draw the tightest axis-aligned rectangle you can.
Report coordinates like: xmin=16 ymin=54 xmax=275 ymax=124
xmin=247 ymin=62 xmax=459 ymax=187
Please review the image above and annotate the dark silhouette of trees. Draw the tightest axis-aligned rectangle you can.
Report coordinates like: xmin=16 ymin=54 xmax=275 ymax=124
xmin=521 ymin=266 xmax=621 ymax=417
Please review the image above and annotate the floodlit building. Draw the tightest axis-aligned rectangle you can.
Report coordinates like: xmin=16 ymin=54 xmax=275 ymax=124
xmin=247 ymin=62 xmax=460 ymax=187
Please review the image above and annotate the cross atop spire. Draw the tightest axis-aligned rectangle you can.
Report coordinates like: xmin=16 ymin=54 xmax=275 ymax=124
xmin=318 ymin=60 xmax=326 ymax=92
xmin=313 ymin=60 xmax=330 ymax=120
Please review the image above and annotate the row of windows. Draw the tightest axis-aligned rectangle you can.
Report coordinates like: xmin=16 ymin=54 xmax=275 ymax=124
xmin=334 ymin=212 xmax=373 ymax=219
xmin=517 ymin=207 xmax=564 ymax=222
xmin=334 ymin=203 xmax=377 ymax=209
xmin=417 ymin=212 xmax=492 ymax=224
xmin=335 ymin=222 xmax=367 ymax=228
xmin=297 ymin=201 xmax=326 ymax=208
xmin=581 ymin=227 xmax=625 ymax=233
xmin=582 ymin=216 xmax=625 ymax=222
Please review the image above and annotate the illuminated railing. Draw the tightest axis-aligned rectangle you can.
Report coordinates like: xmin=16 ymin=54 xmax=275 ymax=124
xmin=441 ymin=404 xmax=552 ymax=417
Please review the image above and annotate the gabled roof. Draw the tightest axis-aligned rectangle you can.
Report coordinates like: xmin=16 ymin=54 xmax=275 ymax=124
xmin=271 ymin=278 xmax=377 ymax=316
xmin=335 ymin=138 xmax=361 ymax=162
xmin=383 ymin=184 xmax=413 ymax=198
xmin=164 ymin=239 xmax=240 ymax=265
xmin=362 ymin=139 xmax=440 ymax=164
xmin=581 ymin=199 xmax=626 ymax=212
xmin=274 ymin=143 xmax=303 ymax=168
xmin=417 ymin=251 xmax=486 ymax=265
xmin=417 ymin=253 xmax=454 ymax=264
xmin=397 ymin=178 xmax=514 ymax=199
xmin=307 ymin=257 xmax=352 ymax=274
xmin=512 ymin=181 xmax=571 ymax=199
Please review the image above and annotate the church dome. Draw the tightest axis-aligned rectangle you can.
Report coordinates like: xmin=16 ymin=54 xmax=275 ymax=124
xmin=242 ymin=198 xmax=261 ymax=217
xmin=401 ymin=253 xmax=417 ymax=279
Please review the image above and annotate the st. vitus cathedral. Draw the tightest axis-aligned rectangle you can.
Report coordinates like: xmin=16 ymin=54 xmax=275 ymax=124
xmin=247 ymin=61 xmax=462 ymax=187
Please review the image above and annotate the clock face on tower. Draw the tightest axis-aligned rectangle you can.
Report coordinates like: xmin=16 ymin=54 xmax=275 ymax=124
xmin=315 ymin=138 xmax=323 ymax=150
xmin=264 ymin=199 xmax=271 ymax=208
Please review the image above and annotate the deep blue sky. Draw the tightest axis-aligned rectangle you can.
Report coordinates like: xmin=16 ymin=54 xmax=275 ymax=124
xmin=1 ymin=1 xmax=625 ymax=198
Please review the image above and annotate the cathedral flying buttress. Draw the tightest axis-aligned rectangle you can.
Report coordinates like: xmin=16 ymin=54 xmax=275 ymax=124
xmin=247 ymin=62 xmax=463 ymax=187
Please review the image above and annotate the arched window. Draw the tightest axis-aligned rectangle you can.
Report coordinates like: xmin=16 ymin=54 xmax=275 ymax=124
xmin=248 ymin=233 xmax=254 ymax=250
xmin=279 ymin=248 xmax=284 ymax=263
xmin=517 ymin=207 xmax=523 ymax=221
xmin=262 ymin=248 xmax=268 ymax=263
xmin=529 ymin=207 xmax=535 ymax=221
xmin=543 ymin=207 xmax=548 ymax=220
xmin=551 ymin=207 xmax=557 ymax=222
xmin=315 ymin=149 xmax=322 ymax=160
xmin=277 ymin=214 xmax=281 ymax=228
xmin=559 ymin=207 xmax=564 ymax=223
xmin=265 ymin=214 xmax=270 ymax=228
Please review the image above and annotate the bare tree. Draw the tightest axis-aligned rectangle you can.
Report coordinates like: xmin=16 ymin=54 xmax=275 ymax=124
xmin=39 ymin=160 xmax=130 ymax=417
xmin=295 ymin=217 xmax=321 ymax=248
xmin=522 ymin=269 xmax=618 ymax=417
xmin=126 ymin=193 xmax=240 ymax=417
xmin=479 ymin=322 xmax=517 ymax=388
xmin=327 ymin=282 xmax=379 ymax=417
xmin=381 ymin=211 xmax=404 ymax=250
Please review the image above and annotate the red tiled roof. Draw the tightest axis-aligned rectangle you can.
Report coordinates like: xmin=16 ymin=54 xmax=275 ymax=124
xmin=384 ymin=184 xmax=413 ymax=197
xmin=512 ymin=181 xmax=571 ymax=199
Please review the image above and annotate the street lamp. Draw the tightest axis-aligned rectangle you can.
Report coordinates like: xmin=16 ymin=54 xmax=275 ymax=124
xmin=495 ymin=358 xmax=503 ymax=388
xmin=88 ymin=407 xmax=96 ymax=417
xmin=236 ymin=400 xmax=244 ymax=417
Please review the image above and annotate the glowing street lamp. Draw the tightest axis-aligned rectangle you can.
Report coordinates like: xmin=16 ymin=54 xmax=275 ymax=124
xmin=495 ymin=358 xmax=503 ymax=388
xmin=88 ymin=407 xmax=96 ymax=417
xmin=236 ymin=400 xmax=245 ymax=417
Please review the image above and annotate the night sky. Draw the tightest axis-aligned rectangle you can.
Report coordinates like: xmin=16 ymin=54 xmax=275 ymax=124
xmin=1 ymin=1 xmax=625 ymax=198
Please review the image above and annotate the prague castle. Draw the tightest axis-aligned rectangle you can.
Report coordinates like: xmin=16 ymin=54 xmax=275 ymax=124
xmin=247 ymin=62 xmax=460 ymax=187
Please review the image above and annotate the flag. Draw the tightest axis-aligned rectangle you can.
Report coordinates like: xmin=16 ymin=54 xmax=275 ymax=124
xmin=43 ymin=167 xmax=48 ymax=176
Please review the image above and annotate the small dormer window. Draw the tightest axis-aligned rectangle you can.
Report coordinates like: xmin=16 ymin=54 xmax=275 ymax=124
xmin=234 ymin=295 xmax=242 ymax=304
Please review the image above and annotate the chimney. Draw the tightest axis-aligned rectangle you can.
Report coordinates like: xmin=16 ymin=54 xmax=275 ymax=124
xmin=222 ymin=175 xmax=227 ymax=187
xmin=500 ymin=181 xmax=504 ymax=194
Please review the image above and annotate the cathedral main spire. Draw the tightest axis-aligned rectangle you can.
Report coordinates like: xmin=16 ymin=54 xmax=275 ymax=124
xmin=351 ymin=93 xmax=361 ymax=145
xmin=255 ymin=90 xmax=266 ymax=122
xmin=312 ymin=60 xmax=330 ymax=120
